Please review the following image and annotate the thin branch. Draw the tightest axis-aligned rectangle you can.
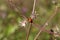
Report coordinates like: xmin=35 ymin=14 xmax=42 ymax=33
xmin=34 ymin=5 xmax=59 ymax=40
xmin=26 ymin=23 xmax=32 ymax=40
xmin=30 ymin=0 xmax=37 ymax=20
xmin=32 ymin=22 xmax=60 ymax=36
xmin=32 ymin=0 xmax=36 ymax=14
xmin=26 ymin=0 xmax=36 ymax=40
xmin=6 ymin=0 xmax=60 ymax=40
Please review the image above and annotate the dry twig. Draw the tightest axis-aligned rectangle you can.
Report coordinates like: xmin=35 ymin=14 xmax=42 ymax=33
xmin=26 ymin=0 xmax=36 ymax=40
xmin=34 ymin=5 xmax=59 ymax=40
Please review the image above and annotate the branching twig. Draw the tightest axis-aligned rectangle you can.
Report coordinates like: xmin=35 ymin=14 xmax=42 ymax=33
xmin=26 ymin=0 xmax=36 ymax=40
xmin=34 ymin=5 xmax=59 ymax=40
xmin=6 ymin=0 xmax=60 ymax=40
xmin=32 ymin=22 xmax=60 ymax=36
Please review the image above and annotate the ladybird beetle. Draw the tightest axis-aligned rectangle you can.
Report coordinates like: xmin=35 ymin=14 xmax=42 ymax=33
xmin=28 ymin=17 xmax=33 ymax=23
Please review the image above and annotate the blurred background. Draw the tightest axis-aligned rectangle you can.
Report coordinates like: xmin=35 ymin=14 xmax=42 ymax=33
xmin=0 ymin=0 xmax=60 ymax=40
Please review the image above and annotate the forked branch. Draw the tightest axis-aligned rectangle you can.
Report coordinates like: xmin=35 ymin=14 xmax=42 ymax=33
xmin=34 ymin=5 xmax=59 ymax=40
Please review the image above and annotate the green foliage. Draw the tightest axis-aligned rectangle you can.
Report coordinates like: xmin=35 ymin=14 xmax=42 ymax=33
xmin=5 ymin=24 xmax=18 ymax=36
xmin=0 ymin=0 xmax=60 ymax=40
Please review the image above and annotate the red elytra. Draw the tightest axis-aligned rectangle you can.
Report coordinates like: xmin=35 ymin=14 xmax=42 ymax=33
xmin=28 ymin=17 xmax=33 ymax=23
